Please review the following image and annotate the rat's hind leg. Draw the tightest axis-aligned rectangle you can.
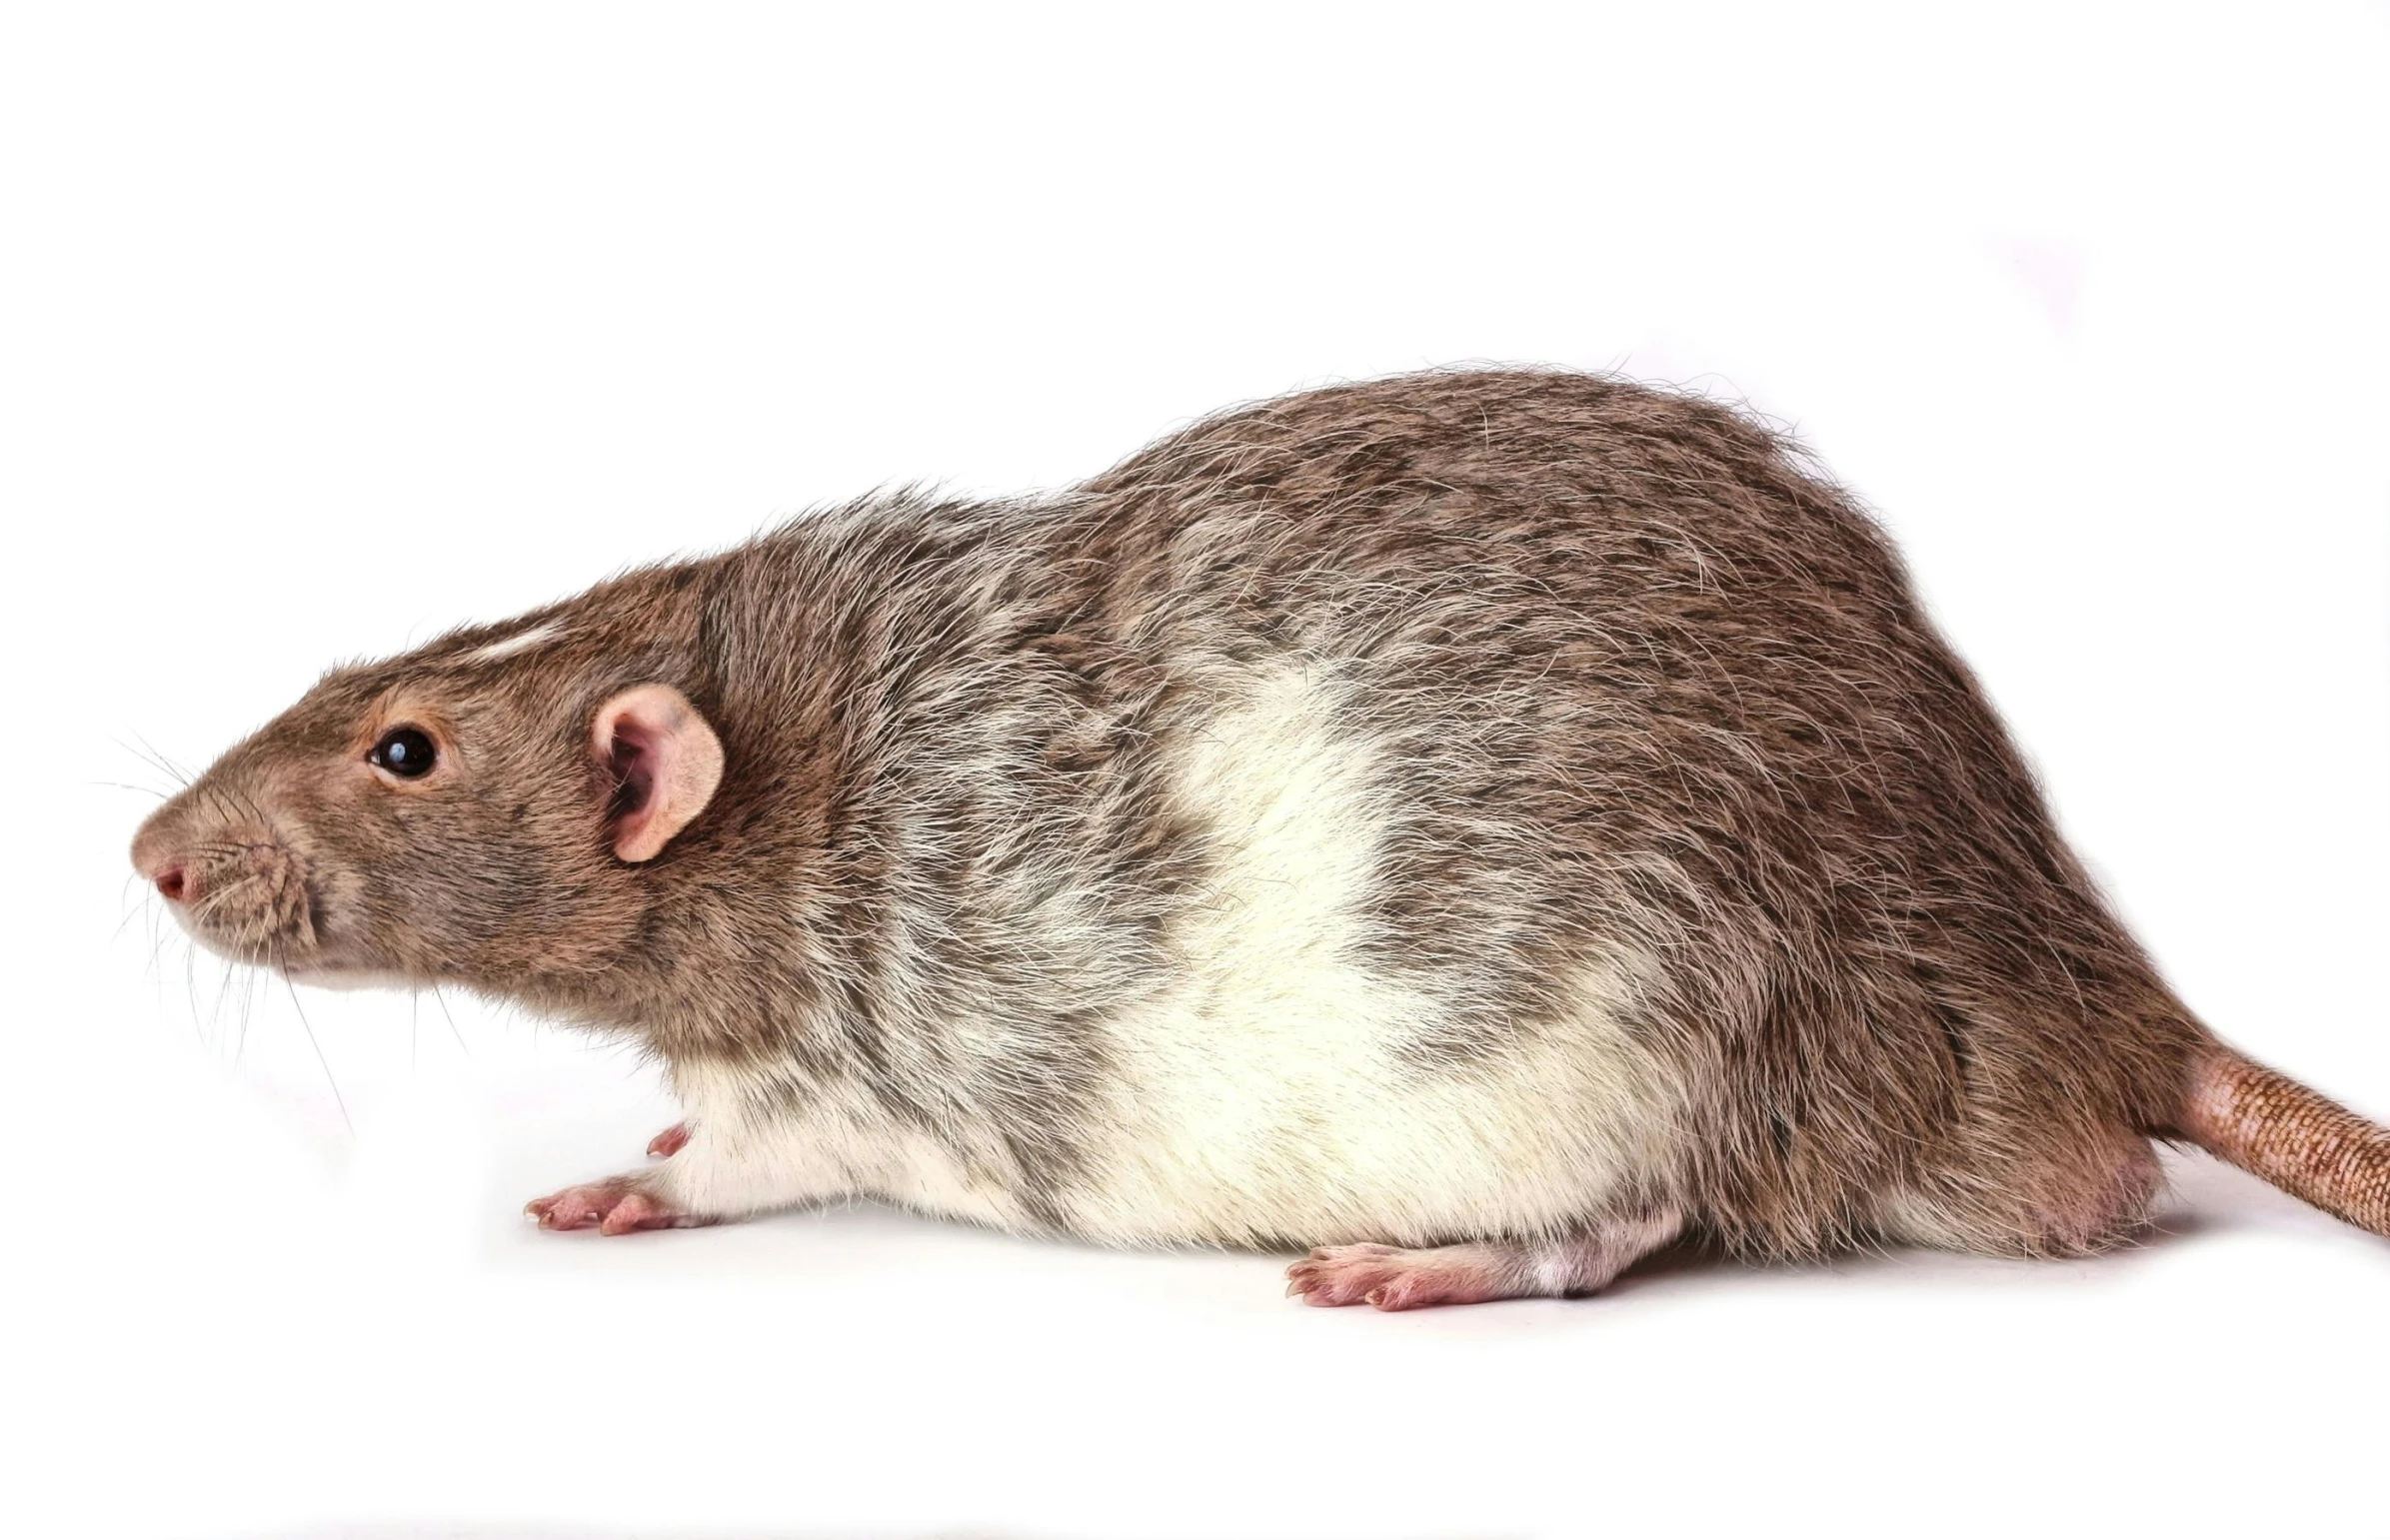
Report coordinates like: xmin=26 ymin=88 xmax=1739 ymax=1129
xmin=1872 ymin=1125 xmax=2164 ymax=1259
xmin=1286 ymin=1210 xmax=1683 ymax=1311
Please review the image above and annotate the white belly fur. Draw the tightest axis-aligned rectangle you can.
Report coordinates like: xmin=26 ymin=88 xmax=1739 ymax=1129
xmin=1062 ymin=665 xmax=1688 ymax=1247
xmin=662 ymin=1062 xmax=1031 ymax=1228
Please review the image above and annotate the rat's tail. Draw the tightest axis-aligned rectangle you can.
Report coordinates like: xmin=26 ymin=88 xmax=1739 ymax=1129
xmin=2176 ymin=1043 xmax=2390 ymax=1237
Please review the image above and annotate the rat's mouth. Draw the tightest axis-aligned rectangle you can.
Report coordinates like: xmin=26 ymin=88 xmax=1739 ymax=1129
xmin=161 ymin=836 xmax=324 ymax=970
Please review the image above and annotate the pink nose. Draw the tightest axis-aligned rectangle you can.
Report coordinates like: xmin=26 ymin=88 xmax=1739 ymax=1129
xmin=154 ymin=862 xmax=189 ymax=903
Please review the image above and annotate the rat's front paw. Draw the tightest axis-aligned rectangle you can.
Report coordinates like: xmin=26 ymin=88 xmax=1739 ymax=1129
xmin=525 ymin=1176 xmax=706 ymax=1235
xmin=646 ymin=1121 xmax=692 ymax=1158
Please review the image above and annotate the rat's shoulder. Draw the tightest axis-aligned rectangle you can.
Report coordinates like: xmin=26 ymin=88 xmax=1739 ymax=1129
xmin=702 ymin=489 xmax=1082 ymax=616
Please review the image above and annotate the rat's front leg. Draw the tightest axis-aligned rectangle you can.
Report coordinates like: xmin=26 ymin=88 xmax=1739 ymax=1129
xmin=525 ymin=1172 xmax=696 ymax=1234
xmin=526 ymin=1104 xmax=856 ymax=1236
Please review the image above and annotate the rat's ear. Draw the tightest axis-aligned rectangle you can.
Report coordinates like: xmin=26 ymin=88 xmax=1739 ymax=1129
xmin=590 ymin=684 xmax=723 ymax=862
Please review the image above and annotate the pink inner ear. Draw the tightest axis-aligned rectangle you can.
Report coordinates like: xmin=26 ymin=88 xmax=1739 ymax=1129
xmin=607 ymin=724 xmax=658 ymax=817
xmin=591 ymin=685 xmax=724 ymax=862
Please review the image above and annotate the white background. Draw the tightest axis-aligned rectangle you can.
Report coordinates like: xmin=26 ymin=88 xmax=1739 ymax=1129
xmin=4 ymin=4 xmax=2386 ymax=1537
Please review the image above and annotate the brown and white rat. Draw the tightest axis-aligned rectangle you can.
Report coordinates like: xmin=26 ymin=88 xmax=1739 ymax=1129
xmin=130 ymin=369 xmax=2390 ymax=1309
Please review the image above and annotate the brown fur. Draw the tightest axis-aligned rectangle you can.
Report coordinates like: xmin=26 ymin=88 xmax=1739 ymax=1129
xmin=131 ymin=368 xmax=2390 ymax=1269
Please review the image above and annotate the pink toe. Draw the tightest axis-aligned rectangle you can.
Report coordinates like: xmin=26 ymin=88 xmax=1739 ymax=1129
xmin=599 ymin=1190 xmax=675 ymax=1235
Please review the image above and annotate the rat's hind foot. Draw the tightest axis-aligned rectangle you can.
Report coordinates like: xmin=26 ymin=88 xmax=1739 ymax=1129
xmin=1288 ymin=1242 xmax=1496 ymax=1309
xmin=1286 ymin=1211 xmax=1683 ymax=1311
xmin=1287 ymin=1241 xmax=1557 ymax=1310
xmin=526 ymin=1175 xmax=707 ymax=1235
xmin=646 ymin=1121 xmax=692 ymax=1158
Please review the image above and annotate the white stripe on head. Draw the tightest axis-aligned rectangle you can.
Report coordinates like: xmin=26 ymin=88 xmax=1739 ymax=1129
xmin=460 ymin=622 xmax=564 ymax=664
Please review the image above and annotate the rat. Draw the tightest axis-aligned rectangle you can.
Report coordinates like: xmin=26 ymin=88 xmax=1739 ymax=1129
xmin=130 ymin=368 xmax=2390 ymax=1309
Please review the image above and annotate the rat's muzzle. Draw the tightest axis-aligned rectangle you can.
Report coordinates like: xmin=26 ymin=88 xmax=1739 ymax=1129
xmin=132 ymin=803 xmax=320 ymax=966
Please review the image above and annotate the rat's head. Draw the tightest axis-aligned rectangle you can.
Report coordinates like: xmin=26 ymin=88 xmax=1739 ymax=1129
xmin=129 ymin=613 xmax=723 ymax=993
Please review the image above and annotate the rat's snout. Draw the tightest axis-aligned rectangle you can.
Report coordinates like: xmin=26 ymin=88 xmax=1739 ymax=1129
xmin=130 ymin=791 xmax=320 ymax=962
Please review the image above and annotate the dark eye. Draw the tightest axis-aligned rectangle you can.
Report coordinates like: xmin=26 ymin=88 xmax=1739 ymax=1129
xmin=369 ymin=727 xmax=438 ymax=778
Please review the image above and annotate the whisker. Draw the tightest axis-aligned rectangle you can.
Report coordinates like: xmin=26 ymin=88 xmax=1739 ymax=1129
xmin=223 ymin=782 xmax=275 ymax=836
xmin=209 ymin=953 xmax=240 ymax=1046
xmin=277 ymin=954 xmax=354 ymax=1135
xmin=133 ymin=732 xmax=196 ymax=787
xmin=189 ymin=873 xmax=264 ymax=904
xmin=433 ymin=986 xmax=470 ymax=1058
xmin=147 ymin=898 xmax=177 ymax=980
xmin=92 ymin=780 xmax=171 ymax=800
xmin=112 ymin=735 xmax=190 ymax=790
xmin=185 ymin=875 xmax=266 ymax=931
xmin=114 ymin=878 xmax=154 ymax=942
xmin=235 ymin=956 xmax=259 ymax=1065
xmin=142 ymin=890 xmax=162 ymax=1002
xmin=185 ymin=931 xmax=203 ymax=1046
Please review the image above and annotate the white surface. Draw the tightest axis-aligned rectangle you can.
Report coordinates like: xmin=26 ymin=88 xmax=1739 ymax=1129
xmin=5 ymin=5 xmax=2387 ymax=1537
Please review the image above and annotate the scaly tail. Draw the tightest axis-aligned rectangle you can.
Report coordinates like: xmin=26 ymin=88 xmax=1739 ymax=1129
xmin=2178 ymin=1043 xmax=2390 ymax=1237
